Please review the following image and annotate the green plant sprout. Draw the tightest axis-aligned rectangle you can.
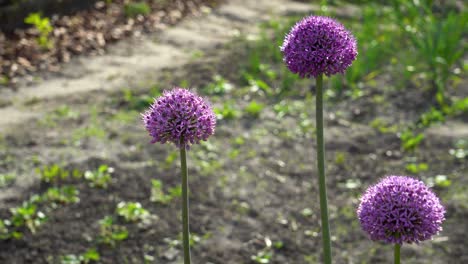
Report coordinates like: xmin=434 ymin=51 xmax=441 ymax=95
xmin=97 ymin=216 xmax=128 ymax=247
xmin=37 ymin=164 xmax=70 ymax=183
xmin=60 ymin=248 xmax=100 ymax=264
xmin=124 ymin=2 xmax=151 ymax=18
xmin=425 ymin=175 xmax=452 ymax=189
xmin=419 ymin=108 xmax=445 ymax=127
xmin=214 ymin=101 xmax=239 ymax=120
xmin=244 ymin=73 xmax=273 ymax=96
xmin=0 ymin=173 xmax=16 ymax=187
xmin=10 ymin=200 xmax=47 ymax=235
xmin=251 ymin=250 xmax=272 ymax=264
xmin=244 ymin=101 xmax=265 ymax=118
xmin=24 ymin=13 xmax=53 ymax=49
xmin=40 ymin=105 xmax=79 ymax=127
xmin=203 ymin=75 xmax=233 ymax=95
xmin=449 ymin=139 xmax=468 ymax=159
xmin=370 ymin=118 xmax=399 ymax=134
xmin=42 ymin=186 xmax=80 ymax=205
xmin=84 ymin=165 xmax=114 ymax=188
xmin=150 ymin=179 xmax=181 ymax=204
xmin=72 ymin=107 xmax=107 ymax=144
xmin=400 ymin=130 xmax=425 ymax=152
xmin=116 ymin=202 xmax=150 ymax=222
xmin=405 ymin=163 xmax=429 ymax=174
xmin=121 ymin=89 xmax=156 ymax=111
xmin=250 ymin=237 xmax=282 ymax=264
xmin=0 ymin=220 xmax=21 ymax=240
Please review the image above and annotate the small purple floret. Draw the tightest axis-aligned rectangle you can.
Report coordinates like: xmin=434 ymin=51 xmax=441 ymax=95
xmin=142 ymin=88 xmax=216 ymax=148
xmin=357 ymin=176 xmax=445 ymax=244
xmin=281 ymin=16 xmax=357 ymax=78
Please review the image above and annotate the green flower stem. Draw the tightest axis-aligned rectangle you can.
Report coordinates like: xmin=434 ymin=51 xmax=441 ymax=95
xmin=180 ymin=144 xmax=191 ymax=264
xmin=314 ymin=74 xmax=332 ymax=264
xmin=394 ymin=244 xmax=401 ymax=264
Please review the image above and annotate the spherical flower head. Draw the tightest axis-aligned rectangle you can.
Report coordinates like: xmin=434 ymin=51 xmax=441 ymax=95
xmin=142 ymin=88 xmax=216 ymax=148
xmin=281 ymin=16 xmax=357 ymax=78
xmin=357 ymin=176 xmax=445 ymax=245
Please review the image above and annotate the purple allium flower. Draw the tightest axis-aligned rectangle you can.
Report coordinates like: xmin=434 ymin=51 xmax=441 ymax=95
xmin=281 ymin=16 xmax=357 ymax=78
xmin=142 ymin=88 xmax=216 ymax=148
xmin=357 ymin=176 xmax=445 ymax=244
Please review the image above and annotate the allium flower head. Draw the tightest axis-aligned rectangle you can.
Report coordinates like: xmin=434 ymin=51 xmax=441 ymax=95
xmin=357 ymin=176 xmax=445 ymax=244
xmin=142 ymin=88 xmax=216 ymax=148
xmin=281 ymin=16 xmax=357 ymax=78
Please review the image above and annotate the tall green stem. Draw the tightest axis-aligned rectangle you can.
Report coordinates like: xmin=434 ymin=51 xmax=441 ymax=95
xmin=315 ymin=74 xmax=332 ymax=264
xmin=180 ymin=144 xmax=191 ymax=264
xmin=394 ymin=244 xmax=401 ymax=264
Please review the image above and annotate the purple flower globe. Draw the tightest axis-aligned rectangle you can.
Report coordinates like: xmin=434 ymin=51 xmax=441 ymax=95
xmin=142 ymin=88 xmax=216 ymax=148
xmin=357 ymin=176 xmax=445 ymax=244
xmin=281 ymin=16 xmax=357 ymax=78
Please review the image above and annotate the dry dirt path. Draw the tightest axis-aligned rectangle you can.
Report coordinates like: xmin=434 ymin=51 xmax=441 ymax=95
xmin=0 ymin=0 xmax=315 ymax=130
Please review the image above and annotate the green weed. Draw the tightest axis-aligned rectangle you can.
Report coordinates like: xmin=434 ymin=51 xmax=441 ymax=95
xmin=42 ymin=186 xmax=80 ymax=205
xmin=24 ymin=13 xmax=53 ymax=49
xmin=405 ymin=163 xmax=429 ymax=174
xmin=301 ymin=208 xmax=313 ymax=217
xmin=0 ymin=75 xmax=8 ymax=85
xmin=190 ymin=49 xmax=204 ymax=60
xmin=400 ymin=129 xmax=425 ymax=152
xmin=334 ymin=152 xmax=346 ymax=166
xmin=97 ymin=216 xmax=128 ymax=247
xmin=250 ymin=237 xmax=283 ymax=263
xmin=40 ymin=105 xmax=79 ymax=127
xmin=244 ymin=101 xmax=265 ymax=118
xmin=72 ymin=107 xmax=107 ymax=143
xmin=251 ymin=250 xmax=272 ymax=263
xmin=10 ymin=200 xmax=46 ymax=235
xmin=370 ymin=118 xmax=399 ymax=133
xmin=202 ymin=75 xmax=233 ymax=95
xmin=244 ymin=73 xmax=273 ymax=96
xmin=37 ymin=165 xmax=73 ymax=183
xmin=163 ymin=151 xmax=178 ymax=169
xmin=445 ymin=97 xmax=468 ymax=115
xmin=150 ymin=179 xmax=181 ymax=204
xmin=60 ymin=248 xmax=100 ymax=264
xmin=116 ymin=202 xmax=150 ymax=222
xmin=214 ymin=101 xmax=239 ymax=120
xmin=341 ymin=179 xmax=362 ymax=190
xmin=124 ymin=2 xmax=151 ymax=18
xmin=419 ymin=108 xmax=445 ymax=127
xmin=120 ymin=88 xmax=157 ymax=111
xmin=449 ymin=139 xmax=468 ymax=159
xmin=84 ymin=165 xmax=114 ymax=188
xmin=0 ymin=173 xmax=16 ymax=187
xmin=0 ymin=221 xmax=12 ymax=240
xmin=425 ymin=175 xmax=452 ymax=188
xmin=393 ymin=0 xmax=467 ymax=105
